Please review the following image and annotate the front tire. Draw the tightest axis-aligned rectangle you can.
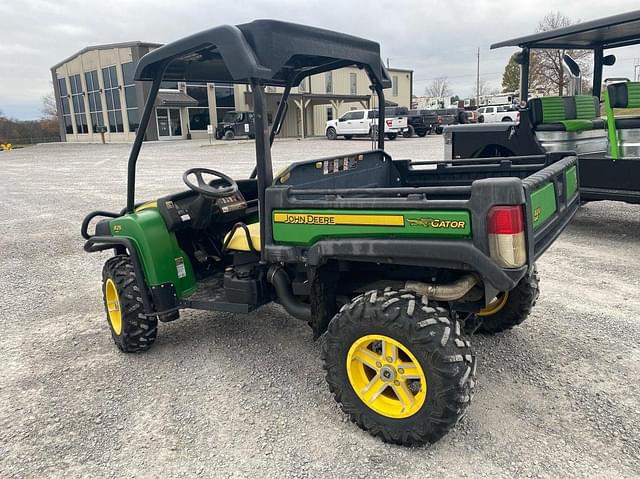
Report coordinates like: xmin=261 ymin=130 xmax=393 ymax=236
xmin=326 ymin=127 xmax=337 ymax=140
xmin=465 ymin=268 xmax=539 ymax=334
xmin=322 ymin=289 xmax=475 ymax=446
xmin=102 ymin=255 xmax=157 ymax=353
xmin=224 ymin=130 xmax=235 ymax=140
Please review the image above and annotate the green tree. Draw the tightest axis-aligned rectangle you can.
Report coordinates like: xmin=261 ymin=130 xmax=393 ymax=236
xmin=502 ymin=53 xmax=521 ymax=93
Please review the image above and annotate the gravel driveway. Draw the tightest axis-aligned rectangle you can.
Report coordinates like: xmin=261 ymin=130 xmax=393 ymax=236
xmin=1 ymin=136 xmax=638 ymax=478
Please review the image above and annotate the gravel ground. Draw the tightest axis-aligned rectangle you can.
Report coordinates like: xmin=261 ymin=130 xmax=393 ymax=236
xmin=1 ymin=136 xmax=639 ymax=478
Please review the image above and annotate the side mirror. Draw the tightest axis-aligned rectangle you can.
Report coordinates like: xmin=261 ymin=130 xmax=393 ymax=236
xmin=603 ymin=54 xmax=616 ymax=66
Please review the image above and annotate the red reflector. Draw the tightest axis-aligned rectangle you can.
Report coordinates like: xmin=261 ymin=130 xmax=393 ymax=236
xmin=386 ymin=119 xmax=393 ymax=127
xmin=487 ymin=206 xmax=524 ymax=235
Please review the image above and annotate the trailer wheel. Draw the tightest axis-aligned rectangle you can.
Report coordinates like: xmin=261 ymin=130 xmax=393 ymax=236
xmin=322 ymin=289 xmax=475 ymax=446
xmin=417 ymin=129 xmax=427 ymax=137
xmin=402 ymin=126 xmax=414 ymax=138
xmin=224 ymin=130 xmax=235 ymax=140
xmin=102 ymin=255 xmax=157 ymax=353
xmin=326 ymin=127 xmax=337 ymax=140
xmin=386 ymin=133 xmax=397 ymax=140
xmin=465 ymin=268 xmax=539 ymax=334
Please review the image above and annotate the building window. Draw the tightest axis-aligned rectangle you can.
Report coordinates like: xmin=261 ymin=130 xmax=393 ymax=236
xmin=84 ymin=70 xmax=104 ymax=133
xmin=57 ymin=77 xmax=73 ymax=134
xmin=121 ymin=62 xmax=139 ymax=132
xmin=186 ymin=83 xmax=210 ymax=131
xmin=70 ymin=74 xmax=88 ymax=134
xmin=102 ymin=65 xmax=123 ymax=133
xmin=325 ymin=72 xmax=332 ymax=94
xmin=326 ymin=107 xmax=333 ymax=121
xmin=350 ymin=73 xmax=357 ymax=96
xmin=214 ymin=83 xmax=235 ymax=125
xmin=160 ymin=81 xmax=179 ymax=90
xmin=392 ymin=75 xmax=398 ymax=97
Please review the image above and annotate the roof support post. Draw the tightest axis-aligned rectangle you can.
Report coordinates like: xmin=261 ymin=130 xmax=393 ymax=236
xmin=374 ymin=83 xmax=385 ymax=149
xmin=519 ymin=48 xmax=530 ymax=103
xmin=250 ymin=80 xmax=273 ymax=259
xmin=269 ymin=84 xmax=292 ymax=145
xmin=593 ymin=47 xmax=604 ymax=99
xmin=126 ymin=65 xmax=165 ymax=213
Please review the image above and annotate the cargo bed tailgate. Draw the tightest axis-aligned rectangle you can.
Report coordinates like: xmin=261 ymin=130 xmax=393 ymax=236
xmin=522 ymin=154 xmax=579 ymax=261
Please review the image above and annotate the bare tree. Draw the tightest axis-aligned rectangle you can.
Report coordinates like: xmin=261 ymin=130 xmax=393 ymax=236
xmin=41 ymin=89 xmax=58 ymax=120
xmin=535 ymin=12 xmax=592 ymax=95
xmin=424 ymin=77 xmax=451 ymax=97
xmin=474 ymin=79 xmax=499 ymax=98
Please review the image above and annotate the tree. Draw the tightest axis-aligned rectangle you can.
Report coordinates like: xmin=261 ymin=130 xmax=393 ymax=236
xmin=41 ymin=87 xmax=58 ymax=120
xmin=502 ymin=53 xmax=521 ymax=93
xmin=424 ymin=77 xmax=451 ymax=98
xmin=535 ymin=12 xmax=592 ymax=95
xmin=474 ymin=79 xmax=499 ymax=98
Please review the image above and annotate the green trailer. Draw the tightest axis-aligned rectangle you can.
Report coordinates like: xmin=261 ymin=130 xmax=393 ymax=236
xmin=82 ymin=20 xmax=578 ymax=446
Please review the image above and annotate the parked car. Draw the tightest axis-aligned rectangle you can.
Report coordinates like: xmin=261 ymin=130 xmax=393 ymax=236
xmin=215 ymin=111 xmax=255 ymax=140
xmin=476 ymin=105 xmax=519 ymax=123
xmin=432 ymin=108 xmax=469 ymax=134
xmin=403 ymin=109 xmax=438 ymax=137
xmin=325 ymin=109 xmax=408 ymax=140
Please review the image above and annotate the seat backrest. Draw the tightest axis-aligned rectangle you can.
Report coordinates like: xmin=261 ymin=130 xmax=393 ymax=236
xmin=529 ymin=95 xmax=600 ymax=127
xmin=607 ymin=81 xmax=640 ymax=109
xmin=604 ymin=81 xmax=640 ymax=159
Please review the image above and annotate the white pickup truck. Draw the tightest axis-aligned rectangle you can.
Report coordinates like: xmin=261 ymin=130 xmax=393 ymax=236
xmin=476 ymin=105 xmax=520 ymax=123
xmin=325 ymin=109 xmax=408 ymax=140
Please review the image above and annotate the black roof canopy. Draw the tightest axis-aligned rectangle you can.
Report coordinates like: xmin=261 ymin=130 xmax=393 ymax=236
xmin=491 ymin=10 xmax=640 ymax=50
xmin=135 ymin=19 xmax=392 ymax=88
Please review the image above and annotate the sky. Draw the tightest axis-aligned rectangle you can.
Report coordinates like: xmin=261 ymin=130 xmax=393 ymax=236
xmin=1 ymin=0 xmax=639 ymax=120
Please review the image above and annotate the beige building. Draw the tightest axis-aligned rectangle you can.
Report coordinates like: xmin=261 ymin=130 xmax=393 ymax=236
xmin=52 ymin=42 xmax=412 ymax=142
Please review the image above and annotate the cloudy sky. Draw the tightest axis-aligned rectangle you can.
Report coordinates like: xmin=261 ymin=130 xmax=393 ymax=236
xmin=1 ymin=0 xmax=639 ymax=119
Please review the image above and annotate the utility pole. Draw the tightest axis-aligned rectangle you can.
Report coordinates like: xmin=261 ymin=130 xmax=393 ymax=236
xmin=476 ymin=48 xmax=480 ymax=107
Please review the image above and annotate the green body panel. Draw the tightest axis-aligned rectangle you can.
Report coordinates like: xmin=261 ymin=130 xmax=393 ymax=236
xmin=540 ymin=97 xmax=566 ymax=123
xmin=559 ymin=119 xmax=595 ymax=132
xmin=110 ymin=209 xmax=197 ymax=297
xmin=530 ymin=182 xmax=557 ymax=229
xmin=565 ymin=165 xmax=578 ymax=200
xmin=272 ymin=209 xmax=471 ymax=246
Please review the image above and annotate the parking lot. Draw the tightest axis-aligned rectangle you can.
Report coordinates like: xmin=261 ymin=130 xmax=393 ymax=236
xmin=1 ymin=136 xmax=639 ymax=478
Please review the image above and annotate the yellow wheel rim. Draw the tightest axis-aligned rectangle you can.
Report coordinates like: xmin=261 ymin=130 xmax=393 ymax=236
xmin=346 ymin=334 xmax=427 ymax=419
xmin=105 ymin=278 xmax=122 ymax=335
xmin=479 ymin=291 xmax=509 ymax=317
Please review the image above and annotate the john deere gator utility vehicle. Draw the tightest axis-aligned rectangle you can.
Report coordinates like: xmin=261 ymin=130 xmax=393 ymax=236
xmin=445 ymin=10 xmax=640 ymax=204
xmin=82 ymin=20 xmax=579 ymax=446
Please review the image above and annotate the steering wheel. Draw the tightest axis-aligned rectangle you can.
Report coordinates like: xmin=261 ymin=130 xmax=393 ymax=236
xmin=182 ymin=168 xmax=238 ymax=198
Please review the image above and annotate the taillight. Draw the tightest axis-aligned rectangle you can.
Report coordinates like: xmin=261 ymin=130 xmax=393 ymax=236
xmin=386 ymin=119 xmax=393 ymax=128
xmin=437 ymin=116 xmax=443 ymax=124
xmin=487 ymin=206 xmax=526 ymax=268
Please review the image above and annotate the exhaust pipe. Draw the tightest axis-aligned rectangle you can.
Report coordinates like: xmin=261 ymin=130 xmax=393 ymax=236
xmin=267 ymin=266 xmax=311 ymax=321
xmin=405 ymin=274 xmax=478 ymax=301
xmin=562 ymin=54 xmax=582 ymax=96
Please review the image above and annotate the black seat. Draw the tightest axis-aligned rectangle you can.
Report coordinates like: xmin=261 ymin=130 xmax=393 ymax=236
xmin=614 ymin=117 xmax=640 ymax=129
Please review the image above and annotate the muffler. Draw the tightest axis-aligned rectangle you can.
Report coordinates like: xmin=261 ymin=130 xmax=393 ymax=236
xmin=405 ymin=274 xmax=478 ymax=301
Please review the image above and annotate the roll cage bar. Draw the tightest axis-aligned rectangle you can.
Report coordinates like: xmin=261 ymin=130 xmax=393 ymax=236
xmin=490 ymin=10 xmax=640 ymax=101
xmin=125 ymin=20 xmax=392 ymax=258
